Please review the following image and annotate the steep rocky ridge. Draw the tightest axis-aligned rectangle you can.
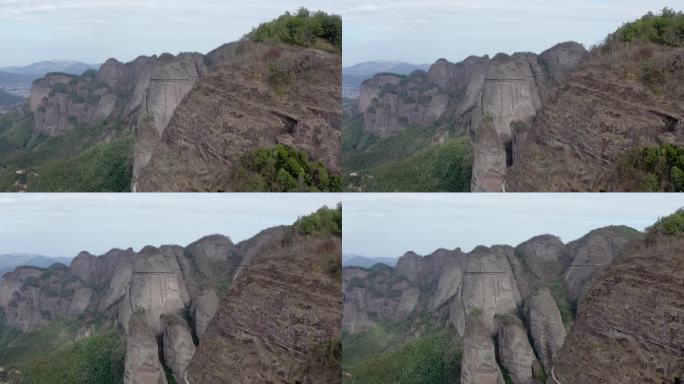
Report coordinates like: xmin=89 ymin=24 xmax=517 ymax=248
xmin=554 ymin=222 xmax=684 ymax=383
xmin=342 ymin=225 xmax=640 ymax=384
xmin=136 ymin=40 xmax=341 ymax=191
xmin=347 ymin=42 xmax=587 ymax=191
xmin=187 ymin=229 xmax=342 ymax=384
xmin=0 ymin=208 xmax=341 ymax=383
xmin=13 ymin=10 xmax=341 ymax=192
xmin=507 ymin=41 xmax=684 ymax=191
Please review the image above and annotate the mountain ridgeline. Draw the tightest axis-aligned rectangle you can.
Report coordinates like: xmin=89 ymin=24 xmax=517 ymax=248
xmin=342 ymin=215 xmax=683 ymax=384
xmin=345 ymin=9 xmax=684 ymax=192
xmin=0 ymin=8 xmax=341 ymax=192
xmin=0 ymin=205 xmax=342 ymax=384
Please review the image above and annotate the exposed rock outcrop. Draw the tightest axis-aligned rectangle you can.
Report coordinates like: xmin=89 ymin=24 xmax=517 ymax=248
xmin=162 ymin=315 xmax=196 ymax=384
xmin=507 ymin=42 xmax=684 ymax=191
xmin=118 ymin=245 xmax=190 ymax=336
xmin=25 ymin=26 xmax=340 ymax=192
xmin=0 ymin=215 xmax=341 ymax=384
xmin=342 ymin=225 xmax=640 ymax=383
xmin=135 ymin=41 xmax=341 ymax=191
xmin=191 ymin=289 xmax=219 ymax=341
xmin=352 ymin=42 xmax=588 ymax=191
xmin=124 ymin=313 xmax=168 ymax=384
xmin=526 ymin=289 xmax=566 ymax=373
xmin=554 ymin=229 xmax=684 ymax=383
xmin=186 ymin=231 xmax=342 ymax=384
xmin=461 ymin=316 xmax=505 ymax=384
xmin=496 ymin=315 xmax=539 ymax=384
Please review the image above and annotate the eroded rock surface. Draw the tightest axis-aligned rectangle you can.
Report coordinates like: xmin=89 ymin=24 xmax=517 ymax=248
xmin=554 ymin=230 xmax=684 ymax=383
xmin=187 ymin=231 xmax=342 ymax=384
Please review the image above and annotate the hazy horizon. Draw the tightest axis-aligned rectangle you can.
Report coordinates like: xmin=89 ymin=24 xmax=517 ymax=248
xmin=0 ymin=0 xmax=344 ymax=67
xmin=0 ymin=194 xmax=340 ymax=257
xmin=4 ymin=1 xmax=682 ymax=68
xmin=342 ymin=0 xmax=681 ymax=66
xmin=343 ymin=194 xmax=684 ymax=259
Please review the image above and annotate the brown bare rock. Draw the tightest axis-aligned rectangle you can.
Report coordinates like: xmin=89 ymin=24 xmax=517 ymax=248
xmin=186 ymin=232 xmax=342 ymax=384
xmin=507 ymin=42 xmax=684 ymax=191
xmin=554 ymin=230 xmax=684 ymax=383
xmin=136 ymin=41 xmax=341 ymax=191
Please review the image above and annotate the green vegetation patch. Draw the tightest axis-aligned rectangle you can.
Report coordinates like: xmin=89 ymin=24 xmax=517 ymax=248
xmin=249 ymin=8 xmax=341 ymax=52
xmin=0 ymin=112 xmax=133 ymax=192
xmin=343 ymin=117 xmax=472 ymax=192
xmin=27 ymin=136 xmax=133 ymax=192
xmin=0 ymin=320 xmax=78 ymax=366
xmin=294 ymin=203 xmax=342 ymax=237
xmin=617 ymin=144 xmax=684 ymax=192
xmin=235 ymin=144 xmax=341 ymax=192
xmin=10 ymin=329 xmax=125 ymax=384
xmin=360 ymin=138 xmax=472 ymax=192
xmin=549 ymin=280 xmax=576 ymax=328
xmin=343 ymin=327 xmax=462 ymax=384
xmin=649 ymin=208 xmax=684 ymax=235
xmin=611 ymin=8 xmax=684 ymax=47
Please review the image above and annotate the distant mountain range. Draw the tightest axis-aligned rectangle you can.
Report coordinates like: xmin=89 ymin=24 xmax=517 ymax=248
xmin=0 ymin=60 xmax=100 ymax=77
xmin=342 ymin=60 xmax=430 ymax=99
xmin=0 ymin=60 xmax=100 ymax=97
xmin=0 ymin=253 xmax=72 ymax=276
xmin=342 ymin=253 xmax=397 ymax=268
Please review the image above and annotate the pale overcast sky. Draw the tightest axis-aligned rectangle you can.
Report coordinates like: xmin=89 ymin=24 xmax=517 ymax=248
xmin=2 ymin=1 xmax=681 ymax=67
xmin=343 ymin=194 xmax=684 ymax=259
xmin=342 ymin=0 xmax=682 ymax=66
xmin=0 ymin=194 xmax=339 ymax=257
xmin=0 ymin=0 xmax=343 ymax=67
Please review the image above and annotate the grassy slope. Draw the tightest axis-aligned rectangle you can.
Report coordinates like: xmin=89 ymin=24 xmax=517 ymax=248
xmin=0 ymin=111 xmax=133 ymax=191
xmin=10 ymin=329 xmax=125 ymax=384
xmin=343 ymin=325 xmax=462 ymax=384
xmin=0 ymin=313 xmax=124 ymax=384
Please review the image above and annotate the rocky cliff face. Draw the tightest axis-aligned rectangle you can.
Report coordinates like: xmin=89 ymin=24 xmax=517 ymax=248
xmin=507 ymin=41 xmax=684 ymax=191
xmin=0 ymin=223 xmax=341 ymax=383
xmin=26 ymin=36 xmax=340 ymax=192
xmin=186 ymin=229 xmax=342 ymax=384
xmin=342 ymin=225 xmax=639 ymax=383
xmin=135 ymin=41 xmax=341 ymax=191
xmin=352 ymin=42 xmax=587 ymax=191
xmin=554 ymin=228 xmax=684 ymax=383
